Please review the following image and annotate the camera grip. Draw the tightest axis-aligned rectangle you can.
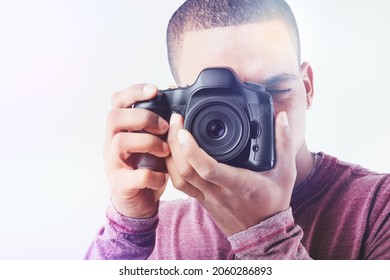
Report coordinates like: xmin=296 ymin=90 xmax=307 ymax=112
xmin=133 ymin=153 xmax=167 ymax=173
xmin=133 ymin=98 xmax=171 ymax=173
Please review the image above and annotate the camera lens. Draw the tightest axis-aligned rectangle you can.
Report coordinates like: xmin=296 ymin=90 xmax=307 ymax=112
xmin=184 ymin=97 xmax=250 ymax=162
xmin=206 ymin=120 xmax=226 ymax=139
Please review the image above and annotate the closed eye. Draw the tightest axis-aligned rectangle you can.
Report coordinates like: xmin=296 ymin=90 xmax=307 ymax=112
xmin=266 ymin=88 xmax=292 ymax=95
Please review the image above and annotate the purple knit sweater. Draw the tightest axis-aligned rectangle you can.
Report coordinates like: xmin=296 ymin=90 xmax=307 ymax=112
xmin=85 ymin=153 xmax=390 ymax=259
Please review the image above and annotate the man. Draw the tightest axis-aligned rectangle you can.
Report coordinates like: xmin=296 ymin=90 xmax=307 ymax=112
xmin=86 ymin=0 xmax=390 ymax=259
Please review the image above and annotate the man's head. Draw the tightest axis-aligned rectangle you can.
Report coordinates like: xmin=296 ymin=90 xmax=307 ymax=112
xmin=167 ymin=0 xmax=301 ymax=84
xmin=166 ymin=0 xmax=314 ymax=160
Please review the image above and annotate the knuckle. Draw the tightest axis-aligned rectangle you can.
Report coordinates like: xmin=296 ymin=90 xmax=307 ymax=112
xmin=111 ymin=133 xmax=126 ymax=151
xmin=110 ymin=133 xmax=132 ymax=163
xmin=137 ymin=169 xmax=153 ymax=186
xmin=199 ymin=166 xmax=219 ymax=181
xmin=172 ymin=178 xmax=189 ymax=192
xmin=111 ymin=84 xmax=142 ymax=109
xmin=106 ymin=110 xmax=121 ymax=130
xmin=110 ymin=133 xmax=123 ymax=150
xmin=109 ymin=169 xmax=152 ymax=196
xmin=111 ymin=91 xmax=123 ymax=109
xmin=178 ymin=165 xmax=197 ymax=181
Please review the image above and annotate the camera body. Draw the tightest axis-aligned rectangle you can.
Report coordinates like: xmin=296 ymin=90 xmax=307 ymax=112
xmin=134 ymin=67 xmax=275 ymax=171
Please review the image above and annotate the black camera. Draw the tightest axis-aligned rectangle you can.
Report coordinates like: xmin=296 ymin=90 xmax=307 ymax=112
xmin=134 ymin=67 xmax=275 ymax=172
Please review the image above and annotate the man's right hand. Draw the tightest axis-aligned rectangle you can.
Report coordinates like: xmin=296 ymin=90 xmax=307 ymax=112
xmin=104 ymin=84 xmax=170 ymax=218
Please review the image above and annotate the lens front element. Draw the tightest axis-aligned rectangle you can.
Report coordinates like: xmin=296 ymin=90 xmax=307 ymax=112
xmin=206 ymin=120 xmax=226 ymax=139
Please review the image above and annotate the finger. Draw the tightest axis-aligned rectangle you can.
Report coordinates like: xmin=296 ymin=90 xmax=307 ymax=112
xmin=176 ymin=128 xmax=252 ymax=190
xmin=167 ymin=113 xmax=186 ymax=166
xmin=166 ymin=113 xmax=206 ymax=200
xmin=165 ymin=156 xmax=205 ymax=200
xmin=110 ymin=168 xmax=168 ymax=218
xmin=111 ymin=84 xmax=158 ymax=109
xmin=109 ymin=132 xmax=170 ymax=168
xmin=112 ymin=132 xmax=170 ymax=157
xmin=169 ymin=119 xmax=233 ymax=197
xmin=106 ymin=108 xmax=169 ymax=139
xmin=167 ymin=114 xmax=198 ymax=182
xmin=110 ymin=168 xmax=168 ymax=194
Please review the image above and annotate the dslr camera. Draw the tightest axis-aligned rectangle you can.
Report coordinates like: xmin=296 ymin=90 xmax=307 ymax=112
xmin=134 ymin=67 xmax=275 ymax=172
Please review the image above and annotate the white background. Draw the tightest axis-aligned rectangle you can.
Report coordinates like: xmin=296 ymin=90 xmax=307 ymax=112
xmin=0 ymin=0 xmax=389 ymax=259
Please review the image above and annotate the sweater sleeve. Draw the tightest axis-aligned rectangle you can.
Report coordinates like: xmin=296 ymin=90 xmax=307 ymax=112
xmin=84 ymin=204 xmax=158 ymax=260
xmin=228 ymin=208 xmax=311 ymax=260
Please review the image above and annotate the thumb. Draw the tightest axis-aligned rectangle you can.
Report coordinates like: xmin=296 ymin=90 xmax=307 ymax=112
xmin=274 ymin=111 xmax=296 ymax=176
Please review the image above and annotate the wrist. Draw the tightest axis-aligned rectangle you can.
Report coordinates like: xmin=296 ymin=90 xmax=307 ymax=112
xmin=111 ymin=198 xmax=159 ymax=219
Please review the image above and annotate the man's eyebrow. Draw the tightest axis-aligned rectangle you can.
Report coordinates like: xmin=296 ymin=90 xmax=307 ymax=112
xmin=262 ymin=73 xmax=299 ymax=87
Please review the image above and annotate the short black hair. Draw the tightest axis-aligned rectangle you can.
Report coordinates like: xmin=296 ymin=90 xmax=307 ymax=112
xmin=167 ymin=0 xmax=301 ymax=82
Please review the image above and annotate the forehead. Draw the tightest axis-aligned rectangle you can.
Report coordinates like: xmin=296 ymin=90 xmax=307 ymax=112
xmin=177 ymin=21 xmax=299 ymax=85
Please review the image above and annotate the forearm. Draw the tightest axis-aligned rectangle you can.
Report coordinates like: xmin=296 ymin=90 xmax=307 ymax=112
xmin=85 ymin=204 xmax=158 ymax=260
xmin=229 ymin=208 xmax=311 ymax=260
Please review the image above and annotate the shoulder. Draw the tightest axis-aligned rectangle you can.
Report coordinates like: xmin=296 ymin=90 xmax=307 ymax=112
xmin=329 ymin=154 xmax=389 ymax=188
xmin=315 ymin=153 xmax=390 ymax=207
xmin=316 ymin=153 xmax=389 ymax=188
xmin=295 ymin=152 xmax=390 ymax=206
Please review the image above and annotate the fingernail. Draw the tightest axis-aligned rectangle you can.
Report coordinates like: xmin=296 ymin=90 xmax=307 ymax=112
xmin=281 ymin=112 xmax=289 ymax=126
xmin=143 ymin=84 xmax=157 ymax=95
xmin=170 ymin=113 xmax=180 ymax=127
xmin=158 ymin=117 xmax=169 ymax=131
xmin=162 ymin=142 xmax=170 ymax=154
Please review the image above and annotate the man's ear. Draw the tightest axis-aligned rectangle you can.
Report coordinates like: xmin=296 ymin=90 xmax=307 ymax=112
xmin=300 ymin=62 xmax=314 ymax=109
